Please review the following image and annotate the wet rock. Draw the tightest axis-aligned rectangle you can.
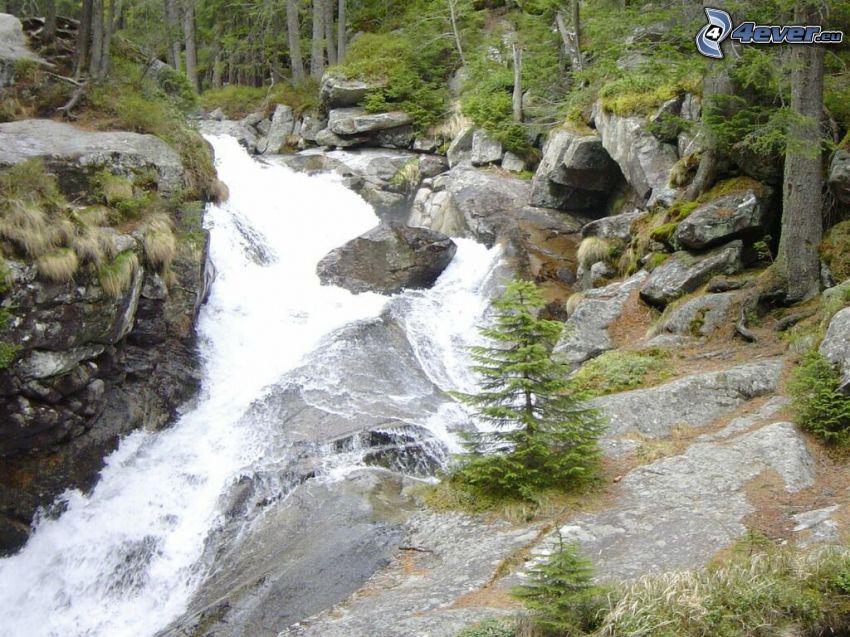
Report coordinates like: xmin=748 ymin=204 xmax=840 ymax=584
xmin=545 ymin=422 xmax=814 ymax=579
xmin=590 ymin=359 xmax=783 ymax=440
xmin=530 ymin=129 xmax=623 ymax=213
xmin=15 ymin=345 xmax=105 ymax=380
xmin=819 ymin=307 xmax=850 ymax=393
xmin=470 ymin=129 xmax=502 ymax=166
xmin=199 ymin=119 xmax=260 ymax=153
xmin=660 ymin=292 xmax=737 ymax=337
xmin=317 ymin=223 xmax=457 ymax=295
xmin=582 ymin=210 xmax=647 ymax=242
xmin=300 ymin=115 xmax=326 ymax=143
xmin=672 ymin=185 xmax=772 ymax=250
xmin=0 ymin=119 xmax=185 ymax=196
xmin=320 ymin=73 xmax=385 ymax=108
xmin=258 ymin=104 xmax=294 ymax=155
xmin=594 ymin=106 xmax=678 ymax=206
xmin=828 ymin=149 xmax=850 ymax=205
xmin=554 ymin=271 xmax=647 ymax=367
xmin=640 ymin=241 xmax=744 ymax=307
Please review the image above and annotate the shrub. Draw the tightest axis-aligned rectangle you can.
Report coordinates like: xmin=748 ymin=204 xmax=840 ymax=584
xmin=568 ymin=349 xmax=671 ymax=399
xmin=789 ymin=349 xmax=850 ymax=446
xmin=98 ymin=251 xmax=139 ymax=298
xmin=0 ymin=341 xmax=19 ymax=370
xmin=36 ymin=248 xmax=79 ymax=282
xmin=577 ymin=237 xmax=611 ymax=269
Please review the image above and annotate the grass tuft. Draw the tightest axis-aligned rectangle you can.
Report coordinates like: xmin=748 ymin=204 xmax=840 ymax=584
xmin=568 ymin=349 xmax=672 ymax=398
xmin=98 ymin=251 xmax=139 ymax=298
xmin=143 ymin=214 xmax=177 ymax=270
xmin=36 ymin=248 xmax=79 ymax=282
xmin=577 ymin=237 xmax=611 ymax=269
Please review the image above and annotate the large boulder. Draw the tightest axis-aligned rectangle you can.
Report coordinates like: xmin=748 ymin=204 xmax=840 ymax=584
xmin=258 ymin=104 xmax=294 ymax=155
xmin=408 ymin=164 xmax=531 ymax=245
xmin=672 ymin=183 xmax=772 ymax=250
xmin=0 ymin=13 xmax=44 ymax=89
xmin=594 ymin=106 xmax=679 ymax=206
xmin=316 ymin=223 xmax=457 ymax=295
xmin=828 ymin=149 xmax=850 ymax=205
xmin=582 ymin=210 xmax=647 ymax=242
xmin=659 ymin=291 xmax=737 ymax=337
xmin=640 ymin=241 xmax=744 ymax=307
xmin=819 ymin=307 xmax=850 ymax=393
xmin=446 ymin=126 xmax=474 ymax=168
xmin=328 ymin=108 xmax=413 ymax=136
xmin=531 ymin=129 xmax=624 ymax=213
xmin=470 ymin=129 xmax=503 ymax=166
xmin=320 ymin=73 xmax=385 ymax=108
xmin=0 ymin=119 xmax=185 ymax=196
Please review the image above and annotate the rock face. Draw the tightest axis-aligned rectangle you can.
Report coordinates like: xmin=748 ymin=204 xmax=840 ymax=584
xmin=672 ymin=186 xmax=772 ymax=250
xmin=320 ymin=73 xmax=384 ymax=108
xmin=554 ymin=271 xmax=647 ymax=366
xmin=316 ymin=223 xmax=457 ymax=295
xmin=408 ymin=164 xmax=531 ymax=245
xmin=828 ymin=149 xmax=850 ymax=205
xmin=659 ymin=291 xmax=737 ymax=337
xmin=258 ymin=104 xmax=294 ymax=155
xmin=819 ymin=307 xmax=850 ymax=393
xmin=446 ymin=126 xmax=474 ymax=168
xmin=328 ymin=108 xmax=413 ymax=136
xmin=0 ymin=13 xmax=44 ymax=89
xmin=594 ymin=107 xmax=679 ymax=205
xmin=640 ymin=241 xmax=744 ymax=307
xmin=531 ymin=129 xmax=624 ymax=213
xmin=582 ymin=209 xmax=646 ymax=242
xmin=0 ymin=119 xmax=185 ymax=196
xmin=0 ymin=233 xmax=212 ymax=553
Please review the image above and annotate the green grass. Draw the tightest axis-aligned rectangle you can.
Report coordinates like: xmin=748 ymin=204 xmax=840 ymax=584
xmin=568 ymin=349 xmax=672 ymax=398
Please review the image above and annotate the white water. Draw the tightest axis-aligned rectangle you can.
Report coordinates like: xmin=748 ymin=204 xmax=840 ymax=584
xmin=0 ymin=137 xmax=502 ymax=637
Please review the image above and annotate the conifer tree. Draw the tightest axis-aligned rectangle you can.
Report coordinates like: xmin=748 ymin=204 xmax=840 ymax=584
xmin=451 ymin=279 xmax=604 ymax=501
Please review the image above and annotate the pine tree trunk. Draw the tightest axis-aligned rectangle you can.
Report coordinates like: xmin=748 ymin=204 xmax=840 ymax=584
xmin=183 ymin=0 xmax=199 ymax=92
xmin=287 ymin=0 xmax=305 ymax=82
xmin=163 ymin=0 xmax=182 ymax=71
xmin=555 ymin=11 xmax=582 ymax=72
xmin=96 ymin=0 xmax=122 ymax=80
xmin=310 ymin=0 xmax=325 ymax=79
xmin=775 ymin=2 xmax=824 ymax=303
xmin=336 ymin=0 xmax=345 ymax=61
xmin=571 ymin=0 xmax=582 ymax=71
xmin=323 ymin=0 xmax=336 ymax=65
xmin=44 ymin=0 xmax=57 ymax=42
xmin=88 ymin=0 xmax=104 ymax=79
xmin=448 ymin=0 xmax=465 ymax=66
xmin=683 ymin=70 xmax=733 ymax=200
xmin=74 ymin=0 xmax=93 ymax=79
xmin=512 ymin=44 xmax=522 ymax=122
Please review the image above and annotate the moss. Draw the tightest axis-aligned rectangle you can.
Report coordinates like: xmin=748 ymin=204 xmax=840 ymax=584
xmin=821 ymin=220 xmax=850 ymax=283
xmin=0 ymin=341 xmax=19 ymax=370
xmin=568 ymin=349 xmax=672 ymax=398
xmin=598 ymin=71 xmax=701 ymax=117
xmin=703 ymin=175 xmax=766 ymax=200
xmin=649 ymin=222 xmax=678 ymax=245
xmin=688 ymin=306 xmax=710 ymax=336
xmin=645 ymin=252 xmax=670 ymax=272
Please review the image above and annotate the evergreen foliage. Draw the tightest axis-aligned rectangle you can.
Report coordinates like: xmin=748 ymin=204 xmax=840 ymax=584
xmin=512 ymin=539 xmax=606 ymax=635
xmin=450 ymin=280 xmax=604 ymax=501
xmin=789 ymin=349 xmax=850 ymax=446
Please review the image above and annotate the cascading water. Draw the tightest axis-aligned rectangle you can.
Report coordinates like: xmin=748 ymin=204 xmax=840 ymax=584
xmin=0 ymin=136 xmax=503 ymax=637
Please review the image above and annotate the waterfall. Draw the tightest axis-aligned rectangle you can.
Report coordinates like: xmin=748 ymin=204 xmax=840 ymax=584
xmin=0 ymin=136 xmax=503 ymax=637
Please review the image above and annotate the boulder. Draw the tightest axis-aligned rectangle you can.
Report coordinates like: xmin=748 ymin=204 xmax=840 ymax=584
xmin=530 ymin=129 xmax=623 ymax=213
xmin=328 ymin=108 xmax=413 ymax=136
xmin=819 ymin=307 xmax=850 ymax=393
xmin=828 ymin=149 xmax=850 ymax=205
xmin=582 ymin=210 xmax=647 ymax=242
xmin=659 ymin=292 xmax=736 ymax=337
xmin=501 ymin=151 xmax=526 ymax=173
xmin=0 ymin=119 xmax=185 ymax=196
xmin=258 ymin=104 xmax=294 ymax=155
xmin=0 ymin=13 xmax=45 ymax=89
xmin=446 ymin=126 xmax=474 ymax=168
xmin=320 ymin=73 xmax=385 ymax=108
xmin=316 ymin=223 xmax=457 ymax=295
xmin=594 ymin=106 xmax=679 ymax=206
xmin=640 ymin=241 xmax=744 ymax=307
xmin=554 ymin=271 xmax=647 ymax=367
xmin=672 ymin=184 xmax=772 ymax=250
xmin=407 ymin=164 xmax=530 ymax=245
xmin=470 ymin=129 xmax=502 ymax=166
xmin=300 ymin=115 xmax=326 ymax=143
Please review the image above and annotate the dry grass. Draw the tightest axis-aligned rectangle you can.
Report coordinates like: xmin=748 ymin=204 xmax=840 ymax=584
xmin=143 ymin=214 xmax=177 ymax=270
xmin=71 ymin=225 xmax=106 ymax=265
xmin=577 ymin=237 xmax=611 ymax=269
xmin=566 ymin=292 xmax=585 ymax=316
xmin=98 ymin=251 xmax=139 ymax=298
xmin=36 ymin=248 xmax=79 ymax=282
xmin=211 ymin=178 xmax=230 ymax=203
xmin=96 ymin=172 xmax=134 ymax=205
xmin=430 ymin=102 xmax=471 ymax=141
xmin=0 ymin=203 xmax=54 ymax=257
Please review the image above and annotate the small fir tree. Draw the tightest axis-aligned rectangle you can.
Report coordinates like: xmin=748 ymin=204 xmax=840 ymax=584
xmin=451 ymin=279 xmax=604 ymax=500
xmin=512 ymin=538 xmax=606 ymax=635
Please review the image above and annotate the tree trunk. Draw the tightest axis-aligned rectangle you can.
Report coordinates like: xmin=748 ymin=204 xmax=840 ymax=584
xmin=323 ymin=0 xmax=336 ymax=65
xmin=96 ymin=0 xmax=122 ymax=80
xmin=336 ymin=0 xmax=345 ymax=61
xmin=310 ymin=0 xmax=325 ymax=79
xmin=88 ymin=0 xmax=104 ymax=78
xmin=74 ymin=0 xmax=93 ymax=78
xmin=571 ymin=0 xmax=582 ymax=71
xmin=682 ymin=70 xmax=733 ymax=200
xmin=163 ymin=0 xmax=182 ymax=71
xmin=775 ymin=2 xmax=824 ymax=303
xmin=448 ymin=0 xmax=465 ymax=66
xmin=555 ymin=11 xmax=582 ymax=72
xmin=183 ymin=0 xmax=199 ymax=92
xmin=44 ymin=0 xmax=57 ymax=42
xmin=512 ymin=44 xmax=522 ymax=122
xmin=286 ymin=0 xmax=305 ymax=82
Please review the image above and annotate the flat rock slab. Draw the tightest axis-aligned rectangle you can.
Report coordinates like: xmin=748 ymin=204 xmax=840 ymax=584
xmin=0 ymin=118 xmax=184 ymax=195
xmin=280 ymin=511 xmax=541 ymax=637
xmin=540 ymin=422 xmax=815 ymax=580
xmin=554 ymin=271 xmax=647 ymax=367
xmin=590 ymin=359 xmax=784 ymax=439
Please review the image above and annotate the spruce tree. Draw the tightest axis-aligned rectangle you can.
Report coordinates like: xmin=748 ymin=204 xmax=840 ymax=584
xmin=451 ymin=279 xmax=604 ymax=501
